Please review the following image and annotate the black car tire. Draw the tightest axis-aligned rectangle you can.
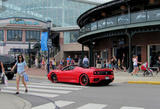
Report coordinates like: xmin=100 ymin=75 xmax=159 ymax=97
xmin=79 ymin=74 xmax=89 ymax=86
xmin=50 ymin=73 xmax=58 ymax=83
xmin=6 ymin=73 xmax=14 ymax=80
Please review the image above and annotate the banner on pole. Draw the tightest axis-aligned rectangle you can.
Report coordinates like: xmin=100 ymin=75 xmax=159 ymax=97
xmin=41 ymin=32 xmax=48 ymax=51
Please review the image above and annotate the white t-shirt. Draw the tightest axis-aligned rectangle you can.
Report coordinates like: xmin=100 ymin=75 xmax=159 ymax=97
xmin=133 ymin=58 xmax=137 ymax=66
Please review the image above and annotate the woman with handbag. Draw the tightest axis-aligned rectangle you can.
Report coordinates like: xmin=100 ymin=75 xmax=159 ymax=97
xmin=11 ymin=55 xmax=28 ymax=94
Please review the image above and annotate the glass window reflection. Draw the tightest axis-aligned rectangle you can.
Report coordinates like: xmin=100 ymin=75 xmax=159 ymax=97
xmin=64 ymin=31 xmax=79 ymax=44
xmin=25 ymin=30 xmax=40 ymax=42
xmin=0 ymin=30 xmax=4 ymax=41
xmin=7 ymin=30 xmax=22 ymax=41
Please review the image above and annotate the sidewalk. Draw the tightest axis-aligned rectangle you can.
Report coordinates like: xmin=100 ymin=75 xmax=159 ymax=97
xmin=0 ymin=93 xmax=31 ymax=109
xmin=114 ymin=71 xmax=160 ymax=85
xmin=27 ymin=67 xmax=160 ymax=85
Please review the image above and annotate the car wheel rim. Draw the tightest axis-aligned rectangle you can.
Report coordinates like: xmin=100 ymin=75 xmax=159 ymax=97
xmin=80 ymin=75 xmax=88 ymax=86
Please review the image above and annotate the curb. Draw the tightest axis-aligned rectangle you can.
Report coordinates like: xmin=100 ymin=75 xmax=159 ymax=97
xmin=128 ymin=81 xmax=160 ymax=85
xmin=0 ymin=93 xmax=32 ymax=109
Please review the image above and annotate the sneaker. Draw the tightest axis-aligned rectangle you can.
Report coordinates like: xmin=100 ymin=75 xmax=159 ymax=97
xmin=16 ymin=92 xmax=19 ymax=94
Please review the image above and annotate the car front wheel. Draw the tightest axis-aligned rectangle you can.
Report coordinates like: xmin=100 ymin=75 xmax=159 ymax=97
xmin=50 ymin=73 xmax=58 ymax=83
xmin=79 ymin=74 xmax=89 ymax=86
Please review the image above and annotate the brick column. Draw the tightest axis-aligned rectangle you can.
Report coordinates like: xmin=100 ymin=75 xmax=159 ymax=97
xmin=4 ymin=29 xmax=7 ymax=42
xmin=108 ymin=48 xmax=112 ymax=60
xmin=22 ymin=30 xmax=25 ymax=43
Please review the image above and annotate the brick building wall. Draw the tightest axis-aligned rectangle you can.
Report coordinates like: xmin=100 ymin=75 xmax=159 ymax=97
xmin=93 ymin=32 xmax=160 ymax=64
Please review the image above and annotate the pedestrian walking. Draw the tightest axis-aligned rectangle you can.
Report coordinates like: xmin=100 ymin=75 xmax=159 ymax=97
xmin=96 ymin=55 xmax=102 ymax=68
xmin=74 ymin=55 xmax=79 ymax=65
xmin=35 ymin=57 xmax=38 ymax=68
xmin=11 ymin=55 xmax=28 ymax=94
xmin=157 ymin=56 xmax=160 ymax=74
xmin=82 ymin=56 xmax=89 ymax=68
xmin=0 ymin=61 xmax=6 ymax=91
xmin=59 ymin=59 xmax=64 ymax=70
xmin=66 ymin=56 xmax=71 ymax=66
xmin=122 ymin=53 xmax=127 ymax=72
xmin=111 ymin=56 xmax=118 ymax=73
xmin=52 ymin=58 xmax=56 ymax=70
xmin=78 ymin=56 xmax=83 ymax=67
xmin=41 ymin=57 xmax=45 ymax=70
xmin=131 ymin=55 xmax=141 ymax=76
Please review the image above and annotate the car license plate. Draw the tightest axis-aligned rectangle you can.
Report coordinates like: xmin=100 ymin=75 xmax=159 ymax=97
xmin=105 ymin=77 xmax=109 ymax=79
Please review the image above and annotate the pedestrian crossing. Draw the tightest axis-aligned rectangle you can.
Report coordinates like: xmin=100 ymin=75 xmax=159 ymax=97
xmin=1 ymin=81 xmax=85 ymax=98
xmin=1 ymin=81 xmax=145 ymax=109
xmin=32 ymin=100 xmax=145 ymax=109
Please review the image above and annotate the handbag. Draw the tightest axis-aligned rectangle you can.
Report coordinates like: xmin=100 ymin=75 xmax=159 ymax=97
xmin=1 ymin=72 xmax=8 ymax=85
xmin=23 ymin=73 xmax=29 ymax=82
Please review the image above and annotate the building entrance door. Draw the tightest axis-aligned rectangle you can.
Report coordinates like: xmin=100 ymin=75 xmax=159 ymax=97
xmin=149 ymin=45 xmax=160 ymax=67
xmin=114 ymin=47 xmax=129 ymax=68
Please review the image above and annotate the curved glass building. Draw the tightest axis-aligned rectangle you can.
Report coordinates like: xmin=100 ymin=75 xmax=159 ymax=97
xmin=0 ymin=0 xmax=94 ymax=27
xmin=0 ymin=0 xmax=95 ymax=65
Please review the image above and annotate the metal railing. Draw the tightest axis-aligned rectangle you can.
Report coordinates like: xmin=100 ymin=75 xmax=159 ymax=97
xmin=79 ymin=8 xmax=160 ymax=36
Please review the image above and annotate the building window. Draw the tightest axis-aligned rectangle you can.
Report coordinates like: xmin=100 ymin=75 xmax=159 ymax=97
xmin=64 ymin=31 xmax=79 ymax=44
xmin=0 ymin=30 xmax=4 ymax=41
xmin=26 ymin=30 xmax=40 ymax=42
xmin=7 ymin=30 xmax=22 ymax=41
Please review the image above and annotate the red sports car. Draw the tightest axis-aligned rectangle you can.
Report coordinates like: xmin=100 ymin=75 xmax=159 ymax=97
xmin=48 ymin=65 xmax=114 ymax=86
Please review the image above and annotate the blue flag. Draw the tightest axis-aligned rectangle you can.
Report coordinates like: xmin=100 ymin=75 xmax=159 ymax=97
xmin=41 ymin=32 xmax=48 ymax=51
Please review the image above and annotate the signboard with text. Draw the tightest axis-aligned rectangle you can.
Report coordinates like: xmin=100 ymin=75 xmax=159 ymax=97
xmin=41 ymin=32 xmax=48 ymax=51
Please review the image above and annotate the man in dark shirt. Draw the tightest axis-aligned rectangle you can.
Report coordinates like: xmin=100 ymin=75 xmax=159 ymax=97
xmin=74 ymin=55 xmax=79 ymax=65
xmin=96 ymin=55 xmax=102 ymax=68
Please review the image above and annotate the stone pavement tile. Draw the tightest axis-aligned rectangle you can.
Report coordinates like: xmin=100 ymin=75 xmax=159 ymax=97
xmin=0 ymin=93 xmax=31 ymax=109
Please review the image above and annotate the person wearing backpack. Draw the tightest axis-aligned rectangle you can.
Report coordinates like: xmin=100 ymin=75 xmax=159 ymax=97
xmin=11 ymin=55 xmax=28 ymax=94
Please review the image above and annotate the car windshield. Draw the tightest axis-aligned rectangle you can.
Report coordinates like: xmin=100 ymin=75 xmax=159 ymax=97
xmin=62 ymin=66 xmax=75 ymax=71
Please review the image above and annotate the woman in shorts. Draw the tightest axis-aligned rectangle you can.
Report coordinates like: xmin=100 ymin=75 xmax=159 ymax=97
xmin=11 ymin=55 xmax=28 ymax=94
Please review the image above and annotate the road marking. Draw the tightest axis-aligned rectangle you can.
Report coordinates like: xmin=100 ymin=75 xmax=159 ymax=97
xmin=30 ymin=82 xmax=86 ymax=88
xmin=77 ymin=103 xmax=107 ymax=109
xmin=20 ymin=84 xmax=82 ymax=90
xmin=3 ymin=87 xmax=71 ymax=94
xmin=120 ymin=106 xmax=144 ymax=109
xmin=32 ymin=102 xmax=56 ymax=109
xmin=2 ymin=90 xmax=59 ymax=98
xmin=55 ymin=100 xmax=75 ymax=108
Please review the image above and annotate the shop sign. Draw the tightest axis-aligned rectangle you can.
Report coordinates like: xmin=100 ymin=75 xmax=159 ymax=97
xmin=10 ymin=19 xmax=40 ymax=25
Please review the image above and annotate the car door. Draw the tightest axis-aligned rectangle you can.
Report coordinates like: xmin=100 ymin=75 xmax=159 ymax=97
xmin=61 ymin=66 xmax=76 ymax=82
xmin=60 ymin=66 xmax=72 ymax=82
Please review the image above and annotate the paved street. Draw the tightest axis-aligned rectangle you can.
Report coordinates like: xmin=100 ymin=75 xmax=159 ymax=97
xmin=1 ymin=72 xmax=160 ymax=109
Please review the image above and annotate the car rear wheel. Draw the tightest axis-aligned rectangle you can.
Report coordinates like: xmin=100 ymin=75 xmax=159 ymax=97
xmin=79 ymin=74 xmax=89 ymax=86
xmin=50 ymin=73 xmax=58 ymax=83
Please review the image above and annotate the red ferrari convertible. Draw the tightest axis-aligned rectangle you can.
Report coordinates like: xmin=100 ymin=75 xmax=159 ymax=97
xmin=48 ymin=65 xmax=114 ymax=86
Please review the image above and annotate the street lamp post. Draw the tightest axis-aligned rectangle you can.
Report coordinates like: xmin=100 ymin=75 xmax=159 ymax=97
xmin=47 ymin=20 xmax=51 ymax=74
xmin=28 ymin=39 xmax=31 ymax=68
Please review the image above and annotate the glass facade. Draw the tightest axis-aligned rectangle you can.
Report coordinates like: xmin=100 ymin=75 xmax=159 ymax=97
xmin=0 ymin=0 xmax=95 ymax=27
xmin=64 ymin=31 xmax=79 ymax=44
xmin=26 ymin=30 xmax=40 ymax=42
xmin=7 ymin=30 xmax=22 ymax=41
xmin=0 ymin=30 xmax=4 ymax=41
